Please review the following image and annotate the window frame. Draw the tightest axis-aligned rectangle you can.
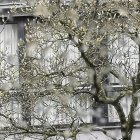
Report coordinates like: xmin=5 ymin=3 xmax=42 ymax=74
xmin=0 ymin=15 xmax=34 ymax=129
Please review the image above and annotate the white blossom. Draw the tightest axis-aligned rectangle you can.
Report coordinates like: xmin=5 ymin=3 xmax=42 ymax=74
xmin=12 ymin=80 xmax=20 ymax=89
xmin=1 ymin=82 xmax=12 ymax=91
xmin=34 ymin=5 xmax=51 ymax=18
xmin=67 ymin=9 xmax=79 ymax=24
xmin=7 ymin=55 xmax=18 ymax=65
xmin=26 ymin=42 xmax=41 ymax=59
xmin=87 ymin=69 xmax=95 ymax=83
xmin=63 ymin=129 xmax=72 ymax=138
xmin=80 ymin=45 xmax=89 ymax=52
xmin=134 ymin=37 xmax=140 ymax=46
xmin=118 ymin=8 xmax=128 ymax=17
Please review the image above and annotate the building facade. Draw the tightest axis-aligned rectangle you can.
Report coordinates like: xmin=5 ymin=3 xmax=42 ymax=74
xmin=0 ymin=0 xmax=140 ymax=140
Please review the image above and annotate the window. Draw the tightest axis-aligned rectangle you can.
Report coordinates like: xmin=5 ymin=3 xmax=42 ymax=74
xmin=108 ymin=34 xmax=139 ymax=122
xmin=0 ymin=23 xmax=23 ymax=128
xmin=0 ymin=24 xmax=19 ymax=89
xmin=32 ymin=94 xmax=92 ymax=126
xmin=0 ymin=98 xmax=21 ymax=128
xmin=30 ymin=44 xmax=93 ymax=126
xmin=0 ymin=24 xmax=19 ymax=90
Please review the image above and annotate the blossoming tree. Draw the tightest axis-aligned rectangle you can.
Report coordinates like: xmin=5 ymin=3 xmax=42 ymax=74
xmin=0 ymin=0 xmax=140 ymax=140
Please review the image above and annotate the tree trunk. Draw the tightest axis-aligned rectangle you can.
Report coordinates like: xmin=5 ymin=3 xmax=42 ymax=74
xmin=122 ymin=135 xmax=132 ymax=140
xmin=121 ymin=125 xmax=132 ymax=140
